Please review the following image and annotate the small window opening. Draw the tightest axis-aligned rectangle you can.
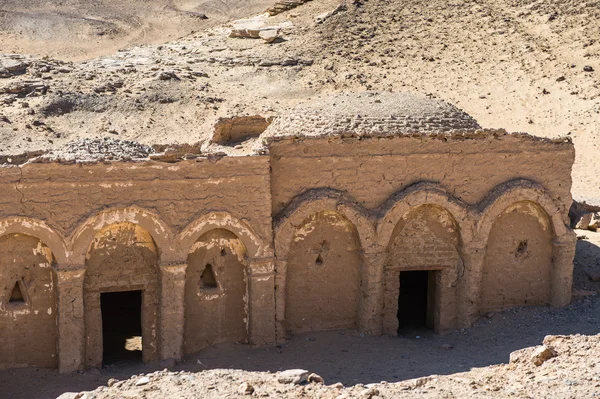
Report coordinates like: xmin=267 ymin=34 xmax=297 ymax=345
xmin=220 ymin=248 xmax=227 ymax=256
xmin=200 ymin=264 xmax=218 ymax=288
xmin=9 ymin=280 xmax=25 ymax=304
xmin=315 ymin=254 xmax=324 ymax=266
xmin=515 ymin=240 xmax=528 ymax=259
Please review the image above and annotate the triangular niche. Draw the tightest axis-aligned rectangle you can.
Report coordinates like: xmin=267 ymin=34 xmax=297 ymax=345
xmin=200 ymin=264 xmax=218 ymax=289
xmin=8 ymin=279 xmax=27 ymax=305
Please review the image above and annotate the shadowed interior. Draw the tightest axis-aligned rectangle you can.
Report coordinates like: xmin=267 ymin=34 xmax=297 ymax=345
xmin=101 ymin=290 xmax=142 ymax=366
xmin=397 ymin=271 xmax=433 ymax=333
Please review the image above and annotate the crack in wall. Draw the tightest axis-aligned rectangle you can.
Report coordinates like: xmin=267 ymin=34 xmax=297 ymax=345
xmin=15 ymin=166 xmax=28 ymax=213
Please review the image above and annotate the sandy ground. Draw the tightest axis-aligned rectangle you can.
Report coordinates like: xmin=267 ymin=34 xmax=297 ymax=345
xmin=0 ymin=230 xmax=598 ymax=399
xmin=0 ymin=0 xmax=277 ymax=61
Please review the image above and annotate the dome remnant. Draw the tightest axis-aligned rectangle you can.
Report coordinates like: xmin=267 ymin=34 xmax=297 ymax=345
xmin=260 ymin=92 xmax=481 ymax=140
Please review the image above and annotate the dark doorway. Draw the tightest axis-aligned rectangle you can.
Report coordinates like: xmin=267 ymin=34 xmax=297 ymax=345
xmin=397 ymin=271 xmax=434 ymax=333
xmin=100 ymin=290 xmax=142 ymax=366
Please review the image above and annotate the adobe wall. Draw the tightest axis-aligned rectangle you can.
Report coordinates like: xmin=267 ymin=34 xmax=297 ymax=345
xmin=382 ymin=205 xmax=460 ymax=334
xmin=0 ymin=234 xmax=57 ymax=369
xmin=184 ymin=229 xmax=248 ymax=354
xmin=84 ymin=223 xmax=160 ymax=368
xmin=270 ymin=134 xmax=576 ymax=338
xmin=0 ymin=156 xmax=275 ymax=372
xmin=268 ymin=135 xmax=574 ymax=215
xmin=480 ymin=201 xmax=553 ymax=311
xmin=0 ymin=157 xmax=273 ymax=246
xmin=0 ymin=132 xmax=577 ymax=372
xmin=284 ymin=211 xmax=361 ymax=334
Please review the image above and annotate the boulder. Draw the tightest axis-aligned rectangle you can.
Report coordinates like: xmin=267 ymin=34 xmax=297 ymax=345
xmin=531 ymin=345 xmax=557 ymax=366
xmin=258 ymin=28 xmax=280 ymax=43
xmin=277 ymin=369 xmax=309 ymax=384
xmin=238 ymin=382 xmax=255 ymax=395
xmin=229 ymin=16 xmax=292 ymax=42
xmin=308 ymin=373 xmax=325 ymax=384
xmin=135 ymin=376 xmax=151 ymax=386
xmin=56 ymin=393 xmax=83 ymax=399
xmin=575 ymin=212 xmax=592 ymax=230
xmin=0 ymin=58 xmax=27 ymax=78
xmin=266 ymin=0 xmax=313 ymax=16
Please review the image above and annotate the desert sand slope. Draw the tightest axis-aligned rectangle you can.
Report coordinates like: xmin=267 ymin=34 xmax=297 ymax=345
xmin=0 ymin=0 xmax=277 ymax=60
xmin=0 ymin=0 xmax=599 ymax=204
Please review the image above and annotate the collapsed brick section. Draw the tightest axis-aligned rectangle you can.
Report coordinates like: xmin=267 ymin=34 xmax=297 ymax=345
xmin=0 ymin=93 xmax=577 ymax=373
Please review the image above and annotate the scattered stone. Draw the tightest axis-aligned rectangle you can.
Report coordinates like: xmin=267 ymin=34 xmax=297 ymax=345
xmin=135 ymin=376 xmax=150 ymax=386
xmin=33 ymin=137 xmax=155 ymax=163
xmin=583 ymin=65 xmax=594 ymax=72
xmin=1 ymin=80 xmax=48 ymax=95
xmin=277 ymin=369 xmax=309 ymax=384
xmin=158 ymin=71 xmax=180 ymax=80
xmin=360 ymin=387 xmax=380 ymax=398
xmin=405 ymin=376 xmax=435 ymax=388
xmin=589 ymin=213 xmax=600 ymax=231
xmin=229 ymin=16 xmax=291 ymax=42
xmin=93 ymin=80 xmax=123 ymax=93
xmin=231 ymin=26 xmax=281 ymax=42
xmin=556 ymin=76 xmax=566 ymax=82
xmin=308 ymin=373 xmax=325 ymax=384
xmin=316 ymin=4 xmax=345 ymax=24
xmin=532 ymin=345 xmax=557 ymax=366
xmin=258 ymin=29 xmax=281 ymax=43
xmin=258 ymin=59 xmax=280 ymax=67
xmin=575 ymin=212 xmax=593 ymax=230
xmin=266 ymin=0 xmax=313 ymax=16
xmin=441 ymin=343 xmax=454 ymax=350
xmin=238 ymin=382 xmax=255 ymax=395
xmin=0 ymin=58 xmax=28 ymax=78
xmin=56 ymin=393 xmax=83 ymax=399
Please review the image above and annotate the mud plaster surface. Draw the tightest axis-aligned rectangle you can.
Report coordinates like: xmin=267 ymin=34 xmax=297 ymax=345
xmin=0 ymin=132 xmax=577 ymax=372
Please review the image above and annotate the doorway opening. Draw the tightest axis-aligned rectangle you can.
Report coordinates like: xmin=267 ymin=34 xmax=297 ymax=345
xmin=397 ymin=271 xmax=435 ymax=333
xmin=101 ymin=290 xmax=142 ymax=366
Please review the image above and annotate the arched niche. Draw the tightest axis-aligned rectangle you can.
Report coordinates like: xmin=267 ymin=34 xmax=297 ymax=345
xmin=83 ymin=222 xmax=159 ymax=367
xmin=70 ymin=207 xmax=173 ymax=266
xmin=285 ymin=211 xmax=361 ymax=334
xmin=177 ymin=212 xmax=268 ymax=260
xmin=382 ymin=205 xmax=462 ymax=334
xmin=0 ymin=233 xmax=57 ymax=369
xmin=480 ymin=201 xmax=553 ymax=311
xmin=183 ymin=229 xmax=248 ymax=355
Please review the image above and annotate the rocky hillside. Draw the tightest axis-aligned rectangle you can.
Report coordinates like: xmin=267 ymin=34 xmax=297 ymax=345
xmin=0 ymin=0 xmax=599 ymax=206
xmin=0 ymin=0 xmax=277 ymax=60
